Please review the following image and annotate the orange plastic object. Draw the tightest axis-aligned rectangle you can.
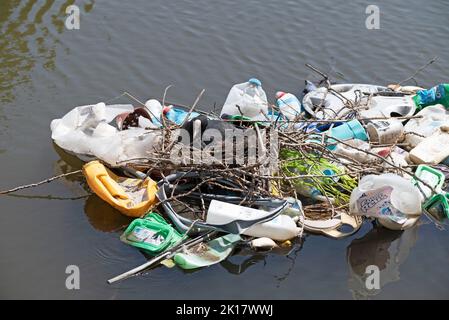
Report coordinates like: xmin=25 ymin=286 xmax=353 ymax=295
xmin=83 ymin=161 xmax=158 ymax=217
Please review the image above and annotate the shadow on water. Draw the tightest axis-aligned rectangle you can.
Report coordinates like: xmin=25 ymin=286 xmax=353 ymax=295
xmin=84 ymin=193 xmax=132 ymax=233
xmin=346 ymin=222 xmax=418 ymax=299
xmin=0 ymin=0 xmax=95 ymax=104
xmin=220 ymin=240 xmax=303 ymax=284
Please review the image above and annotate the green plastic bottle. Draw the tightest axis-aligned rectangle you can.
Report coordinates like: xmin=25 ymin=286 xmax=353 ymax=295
xmin=413 ymin=83 xmax=449 ymax=110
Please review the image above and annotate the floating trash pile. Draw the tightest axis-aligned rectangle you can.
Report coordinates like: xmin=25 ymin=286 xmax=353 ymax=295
xmin=47 ymin=65 xmax=449 ymax=283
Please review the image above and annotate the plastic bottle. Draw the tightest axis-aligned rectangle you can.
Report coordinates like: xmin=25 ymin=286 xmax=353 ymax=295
xmin=409 ymin=125 xmax=449 ymax=165
xmin=220 ymin=78 xmax=268 ymax=121
xmin=413 ymin=83 xmax=449 ymax=110
xmin=349 ymin=173 xmax=422 ymax=223
xmin=275 ymin=91 xmax=302 ymax=120
xmin=144 ymin=99 xmax=163 ymax=125
xmin=206 ymin=200 xmax=301 ymax=241
xmin=334 ymin=139 xmax=374 ymax=163
xmin=244 ymin=215 xmax=301 ymax=241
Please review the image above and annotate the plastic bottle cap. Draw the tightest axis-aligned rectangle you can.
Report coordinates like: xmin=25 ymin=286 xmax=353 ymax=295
xmin=162 ymin=105 xmax=172 ymax=115
xmin=276 ymin=91 xmax=286 ymax=99
xmin=248 ymin=78 xmax=262 ymax=87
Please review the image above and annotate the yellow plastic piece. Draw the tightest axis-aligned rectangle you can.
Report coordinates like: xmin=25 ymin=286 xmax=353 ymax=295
xmin=83 ymin=161 xmax=158 ymax=217
xmin=280 ymin=240 xmax=292 ymax=247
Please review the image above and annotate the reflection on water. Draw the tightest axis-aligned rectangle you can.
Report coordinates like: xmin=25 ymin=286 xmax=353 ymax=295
xmin=53 ymin=144 xmax=132 ymax=232
xmin=347 ymin=223 xmax=418 ymax=299
xmin=221 ymin=242 xmax=302 ymax=284
xmin=52 ymin=142 xmax=88 ymax=196
xmin=84 ymin=194 xmax=132 ymax=232
xmin=0 ymin=0 xmax=94 ymax=103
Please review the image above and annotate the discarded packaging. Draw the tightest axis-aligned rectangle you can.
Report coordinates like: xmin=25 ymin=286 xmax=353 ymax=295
xmin=220 ymin=78 xmax=268 ymax=121
xmin=83 ymin=161 xmax=158 ymax=217
xmin=409 ymin=125 xmax=449 ymax=165
xmin=349 ymin=174 xmax=421 ymax=229
xmin=173 ymin=234 xmax=241 ymax=270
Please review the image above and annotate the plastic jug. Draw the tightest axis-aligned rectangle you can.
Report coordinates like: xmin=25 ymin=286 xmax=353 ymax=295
xmin=360 ymin=95 xmax=416 ymax=121
xmin=409 ymin=125 xmax=449 ymax=165
xmin=413 ymin=83 xmax=449 ymax=110
xmin=220 ymin=78 xmax=268 ymax=121
xmin=206 ymin=200 xmax=300 ymax=241
xmin=404 ymin=104 xmax=449 ymax=149
xmin=275 ymin=91 xmax=302 ymax=120
xmin=349 ymin=173 xmax=421 ymax=223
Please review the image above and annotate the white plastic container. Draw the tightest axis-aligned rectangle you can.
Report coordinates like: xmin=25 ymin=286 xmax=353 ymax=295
xmin=359 ymin=95 xmax=416 ymax=121
xmin=366 ymin=120 xmax=404 ymax=144
xmin=404 ymin=104 xmax=449 ymax=148
xmin=250 ymin=237 xmax=278 ymax=250
xmin=275 ymin=91 xmax=302 ymax=120
xmin=244 ymin=215 xmax=300 ymax=241
xmin=144 ymin=99 xmax=163 ymax=123
xmin=334 ymin=139 xmax=374 ymax=163
xmin=220 ymin=78 xmax=268 ymax=121
xmin=409 ymin=125 xmax=449 ymax=165
xmin=349 ymin=173 xmax=421 ymax=224
xmin=206 ymin=200 xmax=300 ymax=241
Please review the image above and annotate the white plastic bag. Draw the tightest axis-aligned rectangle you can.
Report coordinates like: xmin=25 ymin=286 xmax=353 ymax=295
xmin=220 ymin=78 xmax=268 ymax=121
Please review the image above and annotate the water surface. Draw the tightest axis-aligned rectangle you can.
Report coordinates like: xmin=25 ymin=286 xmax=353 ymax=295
xmin=1 ymin=0 xmax=449 ymax=299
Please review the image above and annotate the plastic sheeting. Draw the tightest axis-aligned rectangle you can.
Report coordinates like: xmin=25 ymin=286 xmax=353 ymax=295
xmin=51 ymin=103 xmax=163 ymax=166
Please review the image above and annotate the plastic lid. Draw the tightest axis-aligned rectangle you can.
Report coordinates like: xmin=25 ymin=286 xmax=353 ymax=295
xmin=248 ymin=78 xmax=262 ymax=87
xmin=276 ymin=91 xmax=286 ymax=99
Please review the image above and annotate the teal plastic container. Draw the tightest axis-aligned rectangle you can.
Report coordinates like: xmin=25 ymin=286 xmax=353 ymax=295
xmin=423 ymin=193 xmax=449 ymax=221
xmin=307 ymin=119 xmax=368 ymax=150
xmin=328 ymin=119 xmax=368 ymax=142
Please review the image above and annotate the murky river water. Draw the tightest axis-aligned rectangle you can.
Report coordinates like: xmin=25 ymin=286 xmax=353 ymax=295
xmin=1 ymin=0 xmax=449 ymax=299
